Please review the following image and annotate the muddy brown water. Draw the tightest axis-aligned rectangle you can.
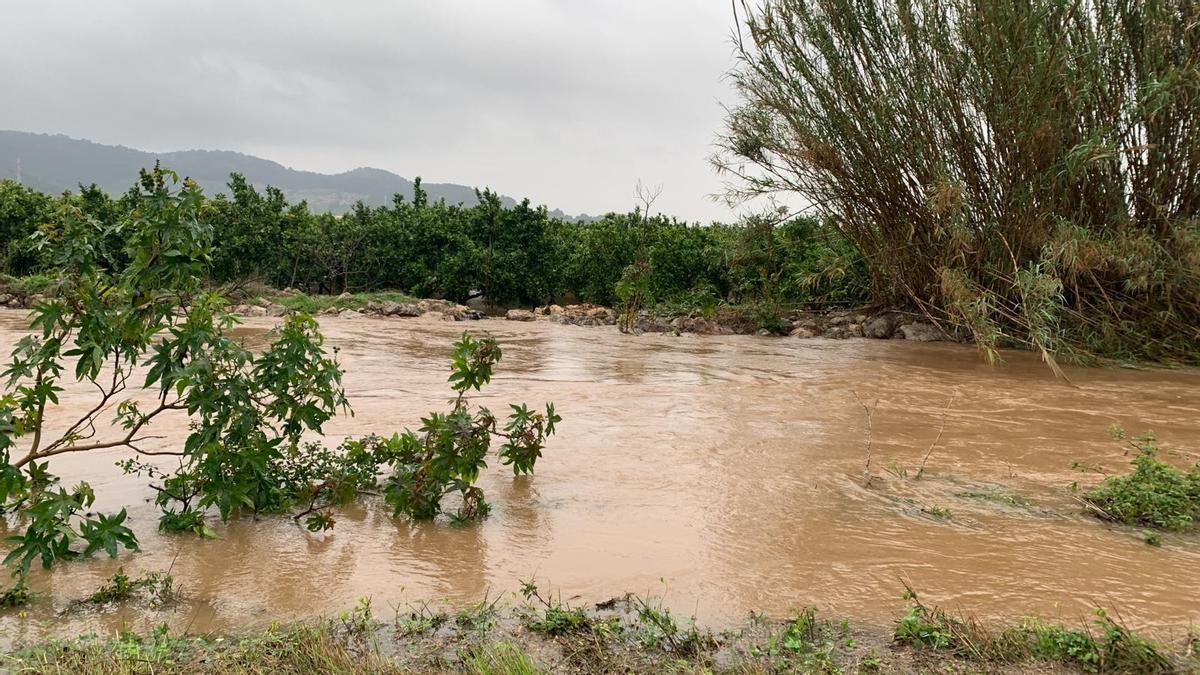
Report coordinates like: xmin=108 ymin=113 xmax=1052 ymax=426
xmin=1 ymin=308 xmax=1199 ymax=647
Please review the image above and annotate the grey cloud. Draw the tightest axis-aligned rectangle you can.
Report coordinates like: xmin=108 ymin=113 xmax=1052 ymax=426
xmin=2 ymin=1 xmax=744 ymax=220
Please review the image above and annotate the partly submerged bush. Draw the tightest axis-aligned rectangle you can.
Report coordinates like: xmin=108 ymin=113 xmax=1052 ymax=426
xmin=1 ymin=168 xmax=350 ymax=577
xmin=1084 ymin=431 xmax=1200 ymax=530
xmin=380 ymin=332 xmax=560 ymax=522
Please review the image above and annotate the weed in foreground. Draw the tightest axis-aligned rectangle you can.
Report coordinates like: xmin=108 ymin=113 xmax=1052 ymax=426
xmin=752 ymin=606 xmax=845 ymax=673
xmin=396 ymin=601 xmax=450 ymax=636
xmin=462 ymin=641 xmax=544 ymax=675
xmin=632 ymin=596 xmax=713 ymax=657
xmin=895 ymin=588 xmax=1181 ymax=673
xmin=520 ymin=580 xmax=594 ymax=637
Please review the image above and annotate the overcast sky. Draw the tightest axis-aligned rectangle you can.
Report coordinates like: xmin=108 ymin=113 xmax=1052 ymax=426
xmin=1 ymin=1 xmax=747 ymax=221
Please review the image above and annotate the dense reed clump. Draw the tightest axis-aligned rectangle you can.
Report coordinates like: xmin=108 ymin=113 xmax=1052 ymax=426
xmin=718 ymin=0 xmax=1200 ymax=366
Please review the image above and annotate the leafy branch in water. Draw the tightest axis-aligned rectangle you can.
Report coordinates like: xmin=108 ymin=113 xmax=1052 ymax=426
xmin=0 ymin=167 xmax=350 ymax=579
xmin=381 ymin=332 xmax=560 ymax=522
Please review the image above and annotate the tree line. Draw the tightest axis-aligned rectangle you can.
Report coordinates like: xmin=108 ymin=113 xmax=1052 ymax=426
xmin=0 ymin=172 xmax=865 ymax=310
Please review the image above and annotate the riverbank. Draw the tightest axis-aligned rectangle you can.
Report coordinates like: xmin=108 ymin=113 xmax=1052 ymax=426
xmin=226 ymin=287 xmax=951 ymax=343
xmin=0 ymin=277 xmax=914 ymax=341
xmin=4 ymin=590 xmax=1198 ymax=674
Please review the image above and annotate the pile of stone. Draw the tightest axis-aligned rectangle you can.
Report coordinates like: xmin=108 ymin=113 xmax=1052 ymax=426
xmin=787 ymin=310 xmax=944 ymax=341
xmin=228 ymin=302 xmax=289 ymax=317
xmin=361 ymin=298 xmax=484 ymax=321
xmin=523 ymin=304 xmax=618 ymax=327
xmin=0 ymin=293 xmax=33 ymax=309
xmin=215 ymin=291 xmax=948 ymax=343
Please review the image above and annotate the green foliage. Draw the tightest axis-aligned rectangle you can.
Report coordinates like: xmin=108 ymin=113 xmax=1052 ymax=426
xmin=896 ymin=589 xmax=1178 ymax=672
xmin=396 ymin=604 xmax=449 ymax=636
xmin=382 ymin=332 xmax=560 ymax=521
xmin=2 ymin=482 xmax=137 ymax=576
xmin=721 ymin=0 xmax=1200 ymax=364
xmin=527 ymin=605 xmax=590 ymax=637
xmin=0 ymin=575 xmax=33 ymax=608
xmin=615 ymin=260 xmax=652 ymax=333
xmin=758 ymin=607 xmax=844 ymax=673
xmin=1084 ymin=431 xmax=1200 ymax=530
xmin=0 ymin=166 xmax=352 ymax=574
xmin=631 ymin=596 xmax=712 ymax=656
xmin=1 ymin=177 xmax=563 ymax=581
xmin=263 ymin=290 xmax=416 ymax=315
xmin=461 ymin=642 xmax=544 ymax=675
xmin=4 ymin=169 xmax=868 ymax=317
xmin=79 ymin=567 xmax=179 ymax=609
xmin=0 ymin=181 xmax=55 ymax=276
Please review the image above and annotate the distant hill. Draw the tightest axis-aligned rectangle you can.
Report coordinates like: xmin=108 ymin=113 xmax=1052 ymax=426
xmin=0 ymin=130 xmax=587 ymax=218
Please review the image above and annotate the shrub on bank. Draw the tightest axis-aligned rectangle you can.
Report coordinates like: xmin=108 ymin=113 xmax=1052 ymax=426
xmin=719 ymin=0 xmax=1200 ymax=365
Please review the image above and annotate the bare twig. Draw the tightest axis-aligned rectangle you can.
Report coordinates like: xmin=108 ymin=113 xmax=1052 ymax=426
xmin=915 ymin=393 xmax=957 ymax=480
xmin=16 ymin=400 xmax=185 ymax=468
xmin=852 ymin=391 xmax=879 ymax=487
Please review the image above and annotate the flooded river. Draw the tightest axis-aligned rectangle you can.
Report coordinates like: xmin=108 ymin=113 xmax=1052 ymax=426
xmin=1 ymin=309 xmax=1199 ymax=645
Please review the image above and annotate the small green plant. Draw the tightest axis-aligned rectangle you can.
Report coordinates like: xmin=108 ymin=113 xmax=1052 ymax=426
xmin=0 ymin=575 xmax=33 ymax=608
xmin=520 ymin=580 xmax=592 ymax=637
xmin=455 ymin=597 xmax=501 ymax=633
xmin=67 ymin=568 xmax=179 ymax=611
xmin=89 ymin=568 xmax=137 ymax=604
xmin=766 ymin=607 xmax=841 ymax=672
xmin=895 ymin=602 xmax=969 ymax=655
xmin=1084 ymin=428 xmax=1200 ymax=530
xmin=337 ymin=596 xmax=374 ymax=635
xmin=923 ymin=505 xmax=953 ymax=520
xmin=529 ymin=605 xmax=589 ymax=636
xmin=882 ymin=460 xmax=908 ymax=479
xmin=396 ymin=602 xmax=449 ymax=636
xmin=632 ymin=596 xmax=712 ymax=656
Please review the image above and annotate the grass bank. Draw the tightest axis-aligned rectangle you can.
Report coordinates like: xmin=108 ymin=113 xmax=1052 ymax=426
xmin=3 ymin=591 xmax=1196 ymax=674
xmin=252 ymin=289 xmax=420 ymax=314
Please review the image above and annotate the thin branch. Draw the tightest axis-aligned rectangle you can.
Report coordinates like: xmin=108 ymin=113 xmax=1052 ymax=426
xmin=16 ymin=400 xmax=185 ymax=468
xmin=852 ymin=391 xmax=879 ymax=487
xmin=915 ymin=393 xmax=957 ymax=480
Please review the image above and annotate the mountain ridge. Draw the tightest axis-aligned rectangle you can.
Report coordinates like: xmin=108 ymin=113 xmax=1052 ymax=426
xmin=0 ymin=130 xmax=587 ymax=219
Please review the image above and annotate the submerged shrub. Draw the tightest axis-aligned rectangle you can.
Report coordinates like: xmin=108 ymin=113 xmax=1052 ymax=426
xmin=1084 ymin=432 xmax=1200 ymax=530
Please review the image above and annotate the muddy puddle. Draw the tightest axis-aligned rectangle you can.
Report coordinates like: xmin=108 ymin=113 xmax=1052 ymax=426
xmin=1 ymin=309 xmax=1198 ymax=646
